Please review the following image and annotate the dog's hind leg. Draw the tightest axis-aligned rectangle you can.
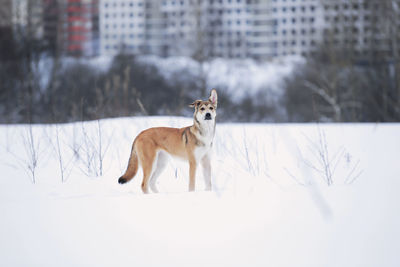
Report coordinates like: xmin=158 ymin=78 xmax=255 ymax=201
xmin=149 ymin=151 xmax=168 ymax=193
xmin=137 ymin=145 xmax=157 ymax=194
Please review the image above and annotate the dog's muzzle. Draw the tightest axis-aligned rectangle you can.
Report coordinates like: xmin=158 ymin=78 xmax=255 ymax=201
xmin=205 ymin=113 xmax=212 ymax=120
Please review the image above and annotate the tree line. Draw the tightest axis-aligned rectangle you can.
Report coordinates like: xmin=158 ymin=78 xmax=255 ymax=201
xmin=1 ymin=0 xmax=399 ymax=123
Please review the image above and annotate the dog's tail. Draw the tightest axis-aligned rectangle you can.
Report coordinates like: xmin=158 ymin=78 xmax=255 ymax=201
xmin=118 ymin=143 xmax=139 ymax=184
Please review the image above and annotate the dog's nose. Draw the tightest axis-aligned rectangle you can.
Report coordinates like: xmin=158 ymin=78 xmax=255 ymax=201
xmin=205 ymin=113 xmax=211 ymax=120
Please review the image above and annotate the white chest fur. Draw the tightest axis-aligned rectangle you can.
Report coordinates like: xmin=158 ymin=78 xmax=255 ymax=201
xmin=193 ymin=121 xmax=215 ymax=161
xmin=198 ymin=120 xmax=215 ymax=146
xmin=194 ymin=145 xmax=210 ymax=162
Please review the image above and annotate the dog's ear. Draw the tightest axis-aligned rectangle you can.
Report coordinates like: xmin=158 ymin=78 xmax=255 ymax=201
xmin=189 ymin=100 xmax=202 ymax=108
xmin=209 ymin=89 xmax=218 ymax=108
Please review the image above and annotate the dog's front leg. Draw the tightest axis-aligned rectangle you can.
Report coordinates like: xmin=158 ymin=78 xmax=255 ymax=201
xmin=189 ymin=158 xmax=197 ymax=192
xmin=201 ymin=155 xmax=212 ymax=191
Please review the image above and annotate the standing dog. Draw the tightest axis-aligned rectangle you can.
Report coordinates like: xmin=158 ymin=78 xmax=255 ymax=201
xmin=118 ymin=89 xmax=218 ymax=193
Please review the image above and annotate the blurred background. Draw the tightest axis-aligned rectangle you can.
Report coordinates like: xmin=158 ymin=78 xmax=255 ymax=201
xmin=0 ymin=0 xmax=399 ymax=123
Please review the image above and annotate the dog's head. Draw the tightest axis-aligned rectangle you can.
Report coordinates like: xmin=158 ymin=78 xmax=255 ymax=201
xmin=189 ymin=89 xmax=218 ymax=122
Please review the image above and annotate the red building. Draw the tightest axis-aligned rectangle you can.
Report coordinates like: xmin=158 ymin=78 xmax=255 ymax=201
xmin=43 ymin=0 xmax=99 ymax=57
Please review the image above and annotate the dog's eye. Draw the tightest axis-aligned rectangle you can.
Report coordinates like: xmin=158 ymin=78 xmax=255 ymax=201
xmin=200 ymin=107 xmax=205 ymax=111
xmin=209 ymin=107 xmax=214 ymax=110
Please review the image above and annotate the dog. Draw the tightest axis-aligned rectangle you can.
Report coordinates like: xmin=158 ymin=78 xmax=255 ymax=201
xmin=118 ymin=89 xmax=218 ymax=193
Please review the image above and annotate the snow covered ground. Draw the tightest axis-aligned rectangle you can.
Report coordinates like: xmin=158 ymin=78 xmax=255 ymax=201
xmin=0 ymin=117 xmax=399 ymax=267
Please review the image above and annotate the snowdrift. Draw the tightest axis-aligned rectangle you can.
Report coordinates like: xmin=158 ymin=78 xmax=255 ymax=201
xmin=0 ymin=117 xmax=399 ymax=267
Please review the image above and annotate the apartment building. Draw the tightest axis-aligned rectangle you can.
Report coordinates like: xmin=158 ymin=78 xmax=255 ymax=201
xmin=269 ymin=0 xmax=324 ymax=58
xmin=43 ymin=0 xmax=99 ymax=57
xmin=250 ymin=0 xmax=274 ymax=60
xmin=3 ymin=0 xmax=397 ymax=60
xmin=100 ymin=0 xmax=146 ymax=55
xmin=100 ymin=0 xmax=258 ymax=59
xmin=271 ymin=0 xmax=400 ymax=59
xmin=0 ymin=0 xmax=43 ymax=39
xmin=0 ymin=0 xmax=13 ymax=28
xmin=99 ymin=0 xmax=324 ymax=60
xmin=321 ymin=0 xmax=399 ymax=59
xmin=99 ymin=0 xmax=399 ymax=60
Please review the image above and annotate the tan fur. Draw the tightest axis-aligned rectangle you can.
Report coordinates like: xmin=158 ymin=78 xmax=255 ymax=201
xmin=118 ymin=89 xmax=218 ymax=193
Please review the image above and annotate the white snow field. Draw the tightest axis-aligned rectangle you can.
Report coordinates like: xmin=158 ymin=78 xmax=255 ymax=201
xmin=0 ymin=117 xmax=399 ymax=267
